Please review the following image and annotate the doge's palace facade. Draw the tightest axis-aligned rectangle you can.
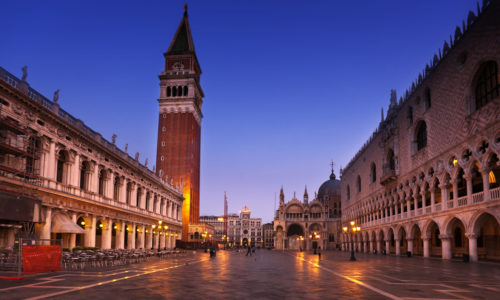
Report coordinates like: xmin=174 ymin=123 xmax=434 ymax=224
xmin=340 ymin=1 xmax=500 ymax=262
xmin=0 ymin=67 xmax=183 ymax=250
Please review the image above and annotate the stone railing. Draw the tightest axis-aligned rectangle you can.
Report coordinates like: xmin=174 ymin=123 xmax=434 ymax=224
xmin=48 ymin=179 xmax=181 ymax=224
xmin=473 ymin=191 xmax=484 ymax=203
xmin=457 ymin=196 xmax=468 ymax=207
xmin=352 ymin=187 xmax=500 ymax=230
xmin=491 ymin=187 xmax=500 ymax=201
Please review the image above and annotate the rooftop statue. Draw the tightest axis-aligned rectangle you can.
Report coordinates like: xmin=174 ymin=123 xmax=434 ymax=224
xmin=53 ymin=89 xmax=59 ymax=104
xmin=21 ymin=66 xmax=28 ymax=81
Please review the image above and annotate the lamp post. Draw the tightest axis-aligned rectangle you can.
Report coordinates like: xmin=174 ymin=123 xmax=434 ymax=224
xmin=343 ymin=221 xmax=361 ymax=261
xmin=157 ymin=221 xmax=163 ymax=251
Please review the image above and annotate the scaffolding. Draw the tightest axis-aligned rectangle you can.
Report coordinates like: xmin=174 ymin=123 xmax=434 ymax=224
xmin=0 ymin=97 xmax=42 ymax=241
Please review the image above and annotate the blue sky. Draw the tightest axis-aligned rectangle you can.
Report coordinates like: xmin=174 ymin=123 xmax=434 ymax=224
xmin=2 ymin=0 xmax=479 ymax=222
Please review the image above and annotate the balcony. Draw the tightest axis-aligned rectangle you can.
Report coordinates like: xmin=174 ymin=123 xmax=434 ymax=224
xmin=380 ymin=167 xmax=396 ymax=185
xmin=353 ymin=187 xmax=500 ymax=230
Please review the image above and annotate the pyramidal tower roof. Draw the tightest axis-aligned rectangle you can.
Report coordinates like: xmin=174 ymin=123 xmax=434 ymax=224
xmin=166 ymin=5 xmax=196 ymax=55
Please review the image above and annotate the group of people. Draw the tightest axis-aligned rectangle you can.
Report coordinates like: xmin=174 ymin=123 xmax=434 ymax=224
xmin=245 ymin=245 xmax=256 ymax=256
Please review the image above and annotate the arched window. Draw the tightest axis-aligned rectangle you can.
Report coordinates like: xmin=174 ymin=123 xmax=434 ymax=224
xmin=145 ymin=192 xmax=150 ymax=210
xmin=183 ymin=85 xmax=188 ymax=96
xmin=136 ymin=187 xmax=142 ymax=207
xmin=370 ymin=163 xmax=376 ymax=183
xmin=357 ymin=176 xmax=361 ymax=193
xmin=346 ymin=185 xmax=350 ymax=200
xmin=172 ymin=86 xmax=177 ymax=97
xmin=387 ymin=149 xmax=395 ymax=171
xmin=80 ymin=161 xmax=89 ymax=190
xmin=416 ymin=121 xmax=427 ymax=151
xmin=474 ymin=61 xmax=499 ymax=111
xmin=178 ymin=86 xmax=182 ymax=96
xmin=113 ymin=175 xmax=120 ymax=201
xmin=166 ymin=86 xmax=171 ymax=97
xmin=56 ymin=151 xmax=66 ymax=183
xmin=407 ymin=106 xmax=413 ymax=126
xmin=98 ymin=169 xmax=105 ymax=195
xmin=424 ymin=88 xmax=431 ymax=110
xmin=126 ymin=182 xmax=132 ymax=205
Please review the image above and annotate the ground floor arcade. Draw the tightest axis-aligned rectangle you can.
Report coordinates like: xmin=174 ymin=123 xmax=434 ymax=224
xmin=341 ymin=209 xmax=500 ymax=262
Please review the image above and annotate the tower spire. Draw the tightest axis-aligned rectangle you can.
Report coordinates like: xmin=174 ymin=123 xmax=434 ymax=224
xmin=303 ymin=185 xmax=309 ymax=205
xmin=279 ymin=186 xmax=285 ymax=206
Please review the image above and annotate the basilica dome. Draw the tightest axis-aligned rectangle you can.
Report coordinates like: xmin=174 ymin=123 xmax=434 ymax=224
xmin=318 ymin=170 xmax=341 ymax=200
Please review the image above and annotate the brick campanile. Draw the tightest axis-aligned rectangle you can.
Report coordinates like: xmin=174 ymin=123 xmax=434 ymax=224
xmin=157 ymin=5 xmax=203 ymax=241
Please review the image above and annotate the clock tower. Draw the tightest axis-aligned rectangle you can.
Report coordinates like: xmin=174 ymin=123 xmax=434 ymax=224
xmin=156 ymin=5 xmax=203 ymax=241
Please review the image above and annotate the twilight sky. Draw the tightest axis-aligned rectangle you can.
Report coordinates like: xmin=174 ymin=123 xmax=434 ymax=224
xmin=2 ymin=0 xmax=478 ymax=222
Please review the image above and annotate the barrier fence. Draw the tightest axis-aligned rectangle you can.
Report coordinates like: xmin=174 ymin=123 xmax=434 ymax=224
xmin=0 ymin=238 xmax=61 ymax=279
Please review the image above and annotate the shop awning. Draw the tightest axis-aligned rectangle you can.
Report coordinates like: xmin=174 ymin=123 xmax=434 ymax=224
xmin=51 ymin=214 xmax=86 ymax=233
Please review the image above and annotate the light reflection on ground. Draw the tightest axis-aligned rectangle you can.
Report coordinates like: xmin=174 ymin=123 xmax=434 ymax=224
xmin=1 ymin=250 xmax=500 ymax=299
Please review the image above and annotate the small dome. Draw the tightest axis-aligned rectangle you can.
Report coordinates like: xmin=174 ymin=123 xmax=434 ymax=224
xmin=317 ymin=170 xmax=341 ymax=201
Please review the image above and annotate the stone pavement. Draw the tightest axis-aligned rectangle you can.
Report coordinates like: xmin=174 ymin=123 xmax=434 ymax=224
xmin=1 ymin=250 xmax=500 ymax=299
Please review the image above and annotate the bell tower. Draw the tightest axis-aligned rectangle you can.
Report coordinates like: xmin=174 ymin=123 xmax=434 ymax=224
xmin=156 ymin=5 xmax=203 ymax=241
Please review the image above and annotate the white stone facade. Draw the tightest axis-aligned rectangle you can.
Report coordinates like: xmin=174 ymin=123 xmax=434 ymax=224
xmin=0 ymin=67 xmax=183 ymax=250
xmin=227 ymin=206 xmax=262 ymax=247
xmin=340 ymin=1 xmax=500 ymax=262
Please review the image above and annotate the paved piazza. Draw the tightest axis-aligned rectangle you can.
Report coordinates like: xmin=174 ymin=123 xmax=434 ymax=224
xmin=1 ymin=250 xmax=500 ymax=299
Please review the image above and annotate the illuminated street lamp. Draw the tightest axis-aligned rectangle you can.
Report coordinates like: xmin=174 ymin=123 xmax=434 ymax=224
xmin=343 ymin=221 xmax=361 ymax=261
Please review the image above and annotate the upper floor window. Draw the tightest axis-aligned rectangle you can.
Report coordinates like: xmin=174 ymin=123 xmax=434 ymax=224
xmin=416 ymin=121 xmax=427 ymax=151
xmin=346 ymin=185 xmax=350 ymax=200
xmin=357 ymin=176 xmax=361 ymax=193
xmin=387 ymin=149 xmax=395 ymax=171
xmin=474 ymin=61 xmax=499 ymax=110
xmin=407 ymin=106 xmax=413 ymax=127
xmin=370 ymin=163 xmax=376 ymax=183
xmin=98 ymin=169 xmax=105 ymax=195
xmin=424 ymin=88 xmax=431 ymax=110
xmin=56 ymin=151 xmax=67 ymax=183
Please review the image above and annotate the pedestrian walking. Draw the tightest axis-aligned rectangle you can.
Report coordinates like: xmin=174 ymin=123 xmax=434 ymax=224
xmin=246 ymin=245 xmax=252 ymax=256
xmin=251 ymin=245 xmax=256 ymax=254
xmin=318 ymin=247 xmax=321 ymax=260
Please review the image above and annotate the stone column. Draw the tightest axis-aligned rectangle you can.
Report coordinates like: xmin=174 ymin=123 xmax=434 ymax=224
xmin=465 ymin=174 xmax=473 ymax=205
xmin=423 ymin=238 xmax=430 ymax=258
xmin=144 ymin=228 xmax=151 ymax=249
xmin=441 ymin=236 xmax=452 ymax=259
xmin=84 ymin=215 xmax=96 ymax=248
xmin=140 ymin=190 xmax=147 ymax=209
xmin=369 ymin=240 xmax=374 ymax=253
xmin=40 ymin=207 xmax=52 ymax=243
xmin=430 ymin=188 xmax=436 ymax=212
xmin=481 ymin=169 xmax=491 ymax=202
xmin=118 ymin=221 xmax=125 ymax=249
xmin=70 ymin=213 xmax=77 ymax=250
xmin=395 ymin=239 xmax=401 ymax=256
xmin=102 ymin=219 xmax=112 ymax=249
xmin=407 ymin=238 xmax=414 ymax=255
xmin=47 ymin=141 xmax=56 ymax=181
xmin=160 ymin=233 xmax=166 ymax=249
xmin=467 ymin=233 xmax=478 ymax=262
xmin=91 ymin=161 xmax=98 ymax=193
xmin=119 ymin=177 xmax=126 ymax=203
xmin=130 ymin=183 xmax=137 ymax=207
xmin=70 ymin=153 xmax=80 ymax=187
xmin=421 ymin=191 xmax=426 ymax=210
xmin=376 ymin=240 xmax=381 ymax=254
xmin=452 ymin=179 xmax=458 ymax=208
xmin=363 ymin=241 xmax=368 ymax=253
xmin=385 ymin=239 xmax=390 ymax=254
xmin=128 ymin=223 xmax=136 ymax=249
xmin=108 ymin=172 xmax=115 ymax=199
